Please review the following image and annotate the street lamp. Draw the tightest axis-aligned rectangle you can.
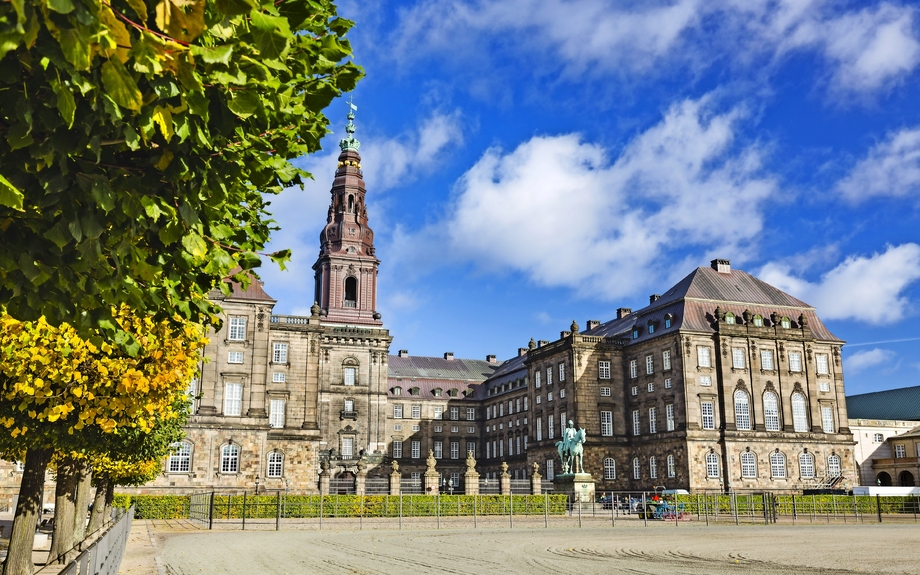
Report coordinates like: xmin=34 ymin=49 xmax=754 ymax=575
xmin=255 ymin=474 xmax=260 ymax=495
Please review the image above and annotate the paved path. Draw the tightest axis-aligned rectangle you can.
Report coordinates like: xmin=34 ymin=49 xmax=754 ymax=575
xmin=136 ymin=522 xmax=920 ymax=575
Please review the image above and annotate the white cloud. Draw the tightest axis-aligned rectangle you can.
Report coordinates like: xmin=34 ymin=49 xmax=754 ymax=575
xmin=758 ymin=243 xmax=920 ymax=324
xmin=390 ymin=0 xmax=920 ymax=95
xmin=257 ymin=110 xmax=465 ymax=309
xmin=392 ymin=96 xmax=776 ymax=299
xmin=837 ymin=127 xmax=920 ymax=201
xmin=844 ymin=348 xmax=896 ymax=373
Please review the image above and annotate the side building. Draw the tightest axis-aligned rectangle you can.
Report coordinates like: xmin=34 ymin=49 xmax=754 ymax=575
xmin=847 ymin=385 xmax=920 ymax=487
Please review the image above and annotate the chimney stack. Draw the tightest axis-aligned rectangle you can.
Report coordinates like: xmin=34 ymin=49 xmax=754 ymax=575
xmin=518 ymin=347 xmax=528 ymax=357
xmin=617 ymin=308 xmax=632 ymax=319
xmin=538 ymin=340 xmax=549 ymax=348
xmin=398 ymin=350 xmax=409 ymax=358
xmin=486 ymin=354 xmax=497 ymax=364
xmin=711 ymin=259 xmax=731 ymax=274
xmin=586 ymin=320 xmax=600 ymax=330
xmin=444 ymin=352 xmax=454 ymax=360
xmin=649 ymin=294 xmax=661 ymax=304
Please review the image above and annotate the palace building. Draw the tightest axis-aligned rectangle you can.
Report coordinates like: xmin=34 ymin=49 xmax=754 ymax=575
xmin=0 ymin=109 xmax=858 ymax=498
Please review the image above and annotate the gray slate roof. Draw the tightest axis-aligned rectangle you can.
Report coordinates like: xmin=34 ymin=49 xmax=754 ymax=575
xmin=846 ymin=385 xmax=920 ymax=422
xmin=388 ymin=355 xmax=498 ymax=382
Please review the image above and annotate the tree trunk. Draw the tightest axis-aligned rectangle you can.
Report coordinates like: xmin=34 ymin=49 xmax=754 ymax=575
xmin=72 ymin=463 xmax=92 ymax=543
xmin=2 ymin=447 xmax=52 ymax=575
xmin=103 ymin=480 xmax=115 ymax=519
xmin=87 ymin=473 xmax=108 ymax=535
xmin=48 ymin=455 xmax=79 ymax=564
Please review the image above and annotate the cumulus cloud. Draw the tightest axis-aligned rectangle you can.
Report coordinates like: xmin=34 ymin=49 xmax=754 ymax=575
xmin=844 ymin=348 xmax=896 ymax=373
xmin=390 ymin=0 xmax=920 ymax=95
xmin=758 ymin=243 xmax=920 ymax=324
xmin=837 ymin=127 xmax=920 ymax=201
xmin=392 ymin=96 xmax=776 ymax=299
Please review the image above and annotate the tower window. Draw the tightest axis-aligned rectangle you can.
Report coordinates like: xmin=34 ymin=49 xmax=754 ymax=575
xmin=348 ymin=195 xmax=354 ymax=213
xmin=344 ymin=276 xmax=357 ymax=307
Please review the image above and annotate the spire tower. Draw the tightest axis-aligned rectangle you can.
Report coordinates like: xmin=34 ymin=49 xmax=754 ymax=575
xmin=312 ymin=103 xmax=382 ymax=325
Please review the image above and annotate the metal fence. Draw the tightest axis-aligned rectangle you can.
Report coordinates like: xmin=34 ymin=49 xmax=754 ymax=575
xmin=400 ymin=479 xmax=423 ymax=494
xmin=510 ymin=479 xmax=531 ymax=494
xmin=479 ymin=479 xmax=500 ymax=494
xmin=365 ymin=478 xmax=389 ymax=495
xmin=55 ymin=506 xmax=134 ymax=575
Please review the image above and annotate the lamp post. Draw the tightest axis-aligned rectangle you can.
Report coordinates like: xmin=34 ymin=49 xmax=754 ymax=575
xmin=448 ymin=479 xmax=454 ymax=495
xmin=255 ymin=475 xmax=260 ymax=495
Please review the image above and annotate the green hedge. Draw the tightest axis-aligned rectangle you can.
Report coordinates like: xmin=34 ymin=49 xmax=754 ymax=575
xmin=111 ymin=494 xmax=191 ymax=519
xmin=674 ymin=494 xmax=920 ymax=515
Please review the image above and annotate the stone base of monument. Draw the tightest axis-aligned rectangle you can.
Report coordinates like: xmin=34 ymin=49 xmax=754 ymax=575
xmin=553 ymin=473 xmax=595 ymax=503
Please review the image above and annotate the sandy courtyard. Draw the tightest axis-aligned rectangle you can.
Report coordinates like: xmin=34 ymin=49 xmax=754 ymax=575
xmin=123 ymin=521 xmax=920 ymax=575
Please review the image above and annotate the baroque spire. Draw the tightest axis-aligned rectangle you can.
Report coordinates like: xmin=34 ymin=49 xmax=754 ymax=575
xmin=339 ymin=96 xmax=361 ymax=152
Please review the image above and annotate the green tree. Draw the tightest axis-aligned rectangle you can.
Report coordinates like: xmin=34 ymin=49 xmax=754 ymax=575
xmin=0 ymin=0 xmax=361 ymax=337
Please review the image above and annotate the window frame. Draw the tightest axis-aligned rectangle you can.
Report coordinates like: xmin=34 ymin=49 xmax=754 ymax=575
xmin=228 ymin=317 xmax=247 ymax=341
xmin=223 ymin=382 xmax=242 ymax=416
xmin=221 ymin=444 xmax=240 ymax=474
xmin=632 ymin=410 xmax=640 ymax=436
xmin=269 ymin=398 xmax=285 ymax=428
xmin=764 ymin=391 xmax=780 ymax=431
xmin=791 ymin=393 xmax=808 ymax=432
xmin=392 ymin=440 xmax=403 ymax=459
xmin=701 ymin=401 xmax=715 ymax=430
xmin=645 ymin=355 xmax=654 ymax=375
xmin=648 ymin=407 xmax=657 ymax=434
xmin=734 ymin=390 xmax=751 ymax=431
xmin=267 ymin=452 xmax=283 ymax=478
xmin=599 ymin=361 xmax=611 ymax=380
xmin=770 ymin=452 xmax=786 ymax=478
xmin=600 ymin=411 xmax=613 ymax=436
xmin=799 ymin=452 xmax=815 ymax=479
xmin=168 ymin=441 xmax=192 ymax=473
xmin=272 ymin=342 xmax=288 ymax=364
xmin=662 ymin=350 xmax=671 ymax=371
xmin=603 ymin=457 xmax=616 ymax=480
xmin=760 ymin=350 xmax=774 ymax=371
xmin=740 ymin=452 xmax=756 ymax=478
xmin=705 ymin=452 xmax=719 ymax=478
xmin=732 ymin=348 xmax=746 ymax=369
xmin=697 ymin=346 xmax=711 ymax=368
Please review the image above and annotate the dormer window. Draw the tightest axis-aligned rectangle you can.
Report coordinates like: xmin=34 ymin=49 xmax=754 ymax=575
xmin=632 ymin=328 xmax=640 ymax=339
xmin=410 ymin=387 xmax=420 ymax=396
xmin=664 ymin=314 xmax=673 ymax=329
xmin=433 ymin=388 xmax=443 ymax=397
xmin=724 ymin=312 xmax=735 ymax=325
xmin=753 ymin=314 xmax=764 ymax=327
xmin=781 ymin=316 xmax=791 ymax=329
xmin=647 ymin=320 xmax=656 ymax=334
xmin=393 ymin=386 xmax=402 ymax=396
xmin=448 ymin=388 xmax=459 ymax=397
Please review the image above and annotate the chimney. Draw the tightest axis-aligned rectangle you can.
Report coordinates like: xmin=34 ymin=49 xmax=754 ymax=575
xmin=518 ymin=347 xmax=528 ymax=357
xmin=711 ymin=258 xmax=731 ymax=274
xmin=538 ymin=340 xmax=549 ymax=347
xmin=649 ymin=294 xmax=661 ymax=304
xmin=617 ymin=307 xmax=632 ymax=319
xmin=486 ymin=354 xmax=497 ymax=364
xmin=586 ymin=320 xmax=600 ymax=330
xmin=444 ymin=352 xmax=454 ymax=360
xmin=398 ymin=350 xmax=409 ymax=358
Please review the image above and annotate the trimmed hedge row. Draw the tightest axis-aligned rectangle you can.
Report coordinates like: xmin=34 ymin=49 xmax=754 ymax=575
xmin=674 ymin=494 xmax=920 ymax=515
xmin=114 ymin=493 xmax=568 ymax=519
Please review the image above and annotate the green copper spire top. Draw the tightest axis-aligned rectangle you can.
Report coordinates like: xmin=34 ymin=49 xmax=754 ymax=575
xmin=339 ymin=96 xmax=361 ymax=152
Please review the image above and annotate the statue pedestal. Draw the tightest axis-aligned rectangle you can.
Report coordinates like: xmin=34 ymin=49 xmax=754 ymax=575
xmin=553 ymin=473 xmax=595 ymax=503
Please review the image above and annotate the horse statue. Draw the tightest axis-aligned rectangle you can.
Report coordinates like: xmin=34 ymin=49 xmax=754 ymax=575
xmin=555 ymin=421 xmax=587 ymax=475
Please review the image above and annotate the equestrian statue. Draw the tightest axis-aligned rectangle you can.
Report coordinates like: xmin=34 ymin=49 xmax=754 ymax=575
xmin=555 ymin=420 xmax=587 ymax=474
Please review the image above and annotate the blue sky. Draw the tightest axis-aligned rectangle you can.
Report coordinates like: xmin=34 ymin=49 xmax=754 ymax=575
xmin=261 ymin=0 xmax=920 ymax=396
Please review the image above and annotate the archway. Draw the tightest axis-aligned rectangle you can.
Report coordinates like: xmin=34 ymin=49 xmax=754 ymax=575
xmin=899 ymin=470 xmax=915 ymax=487
xmin=876 ymin=472 xmax=892 ymax=486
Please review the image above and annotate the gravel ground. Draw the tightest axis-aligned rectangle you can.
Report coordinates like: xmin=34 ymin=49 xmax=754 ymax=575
xmin=145 ymin=521 xmax=920 ymax=575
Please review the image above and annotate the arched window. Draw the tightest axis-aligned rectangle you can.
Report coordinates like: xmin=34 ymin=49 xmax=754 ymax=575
xmin=666 ymin=454 xmax=676 ymax=478
xmin=649 ymin=457 xmax=657 ymax=479
xmin=734 ymin=390 xmax=751 ymax=431
xmin=647 ymin=320 xmax=655 ymax=334
xmin=763 ymin=392 xmax=780 ymax=431
xmin=770 ymin=451 xmax=786 ymax=478
xmin=168 ymin=441 xmax=192 ymax=473
xmin=221 ymin=444 xmax=240 ymax=473
xmin=392 ymin=386 xmax=402 ymax=396
xmin=799 ymin=452 xmax=815 ymax=478
xmin=753 ymin=314 xmax=764 ymax=327
xmin=664 ymin=314 xmax=673 ymax=329
xmin=740 ymin=452 xmax=756 ymax=478
xmin=791 ymin=392 xmax=808 ymax=432
xmin=781 ymin=316 xmax=791 ymax=329
xmin=448 ymin=388 xmax=459 ymax=397
xmin=267 ymin=452 xmax=283 ymax=478
xmin=344 ymin=277 xmax=357 ymax=307
xmin=603 ymin=457 xmax=616 ymax=480
xmin=827 ymin=455 xmax=841 ymax=477
xmin=632 ymin=457 xmax=640 ymax=480
xmin=724 ymin=312 xmax=735 ymax=325
xmin=347 ymin=194 xmax=354 ymax=213
xmin=433 ymin=388 xmax=442 ymax=397
xmin=705 ymin=453 xmax=719 ymax=478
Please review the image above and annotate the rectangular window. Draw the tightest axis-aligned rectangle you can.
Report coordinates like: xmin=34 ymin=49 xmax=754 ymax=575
xmin=559 ymin=363 xmax=566 ymax=381
xmin=344 ymin=366 xmax=356 ymax=386
xmin=468 ymin=426 xmax=475 ymax=433
xmin=819 ymin=381 xmax=830 ymax=392
xmin=548 ymin=415 xmax=555 ymax=439
xmin=600 ymin=411 xmax=613 ymax=436
xmin=600 ymin=387 xmax=611 ymax=397
xmin=467 ymin=442 xmax=476 ymax=458
xmin=411 ymin=405 xmax=421 ymax=419
xmin=433 ymin=407 xmax=443 ymax=420
xmin=450 ymin=407 xmax=459 ymax=420
xmin=228 ymin=351 xmax=243 ymax=364
xmin=516 ymin=436 xmax=521 ymax=455
xmin=500 ymin=403 xmax=505 ymax=416
xmin=434 ymin=425 xmax=442 ymax=433
xmin=547 ymin=392 xmax=553 ymax=401
xmin=873 ymin=433 xmax=884 ymax=443
xmin=433 ymin=441 xmax=443 ymax=459
xmin=632 ymin=410 xmax=640 ymax=436
xmin=664 ymin=378 xmax=672 ymax=389
xmin=546 ymin=460 xmax=555 ymax=481
xmin=649 ymin=457 xmax=657 ymax=479
xmin=224 ymin=383 xmax=242 ymax=416
xmin=451 ymin=425 xmax=459 ymax=433
xmin=536 ymin=418 xmax=543 ymax=441
xmin=821 ymin=406 xmax=834 ymax=434
xmin=486 ymin=443 xmax=491 ymax=459
xmin=266 ymin=453 xmax=281 ymax=477
xmin=631 ymin=386 xmax=638 ymax=396
xmin=649 ymin=407 xmax=657 ymax=434
xmin=535 ymin=395 xmax=541 ymax=405
xmin=535 ymin=371 xmax=541 ymax=388
xmin=697 ymin=347 xmax=711 ymax=368
xmin=559 ymin=389 xmax=566 ymax=399
xmin=393 ymin=404 xmax=403 ymax=419
xmin=499 ymin=440 xmax=503 ymax=458
xmin=895 ymin=444 xmax=906 ymax=458
xmin=450 ymin=441 xmax=459 ymax=459
xmin=272 ymin=372 xmax=285 ymax=383
xmin=467 ymin=408 xmax=476 ymax=421
xmin=269 ymin=399 xmax=285 ymax=428
xmin=344 ymin=399 xmax=354 ymax=413
xmin=789 ymin=351 xmax=802 ymax=372
xmin=699 ymin=376 xmax=712 ymax=387
xmin=394 ymin=424 xmax=402 ymax=431
xmin=816 ymin=354 xmax=829 ymax=375
xmin=516 ymin=398 xmax=521 ymax=412
xmin=412 ymin=424 xmax=420 ymax=431
xmin=662 ymin=350 xmax=671 ymax=371
xmin=599 ymin=361 xmax=611 ymax=379
xmin=168 ymin=443 xmax=191 ymax=473
xmin=228 ymin=317 xmax=247 ymax=341
xmin=546 ymin=367 xmax=553 ymax=386
xmin=646 ymin=355 xmax=654 ymax=375
xmin=524 ymin=397 xmax=529 ymax=410
xmin=647 ymin=382 xmax=654 ymax=393
xmin=701 ymin=401 xmax=714 ymax=430
xmin=667 ymin=455 xmax=676 ymax=478
xmin=341 ymin=437 xmax=354 ymax=459
xmin=560 ymin=412 xmax=566 ymax=437
xmin=272 ymin=343 xmax=288 ymax=364
xmin=741 ymin=454 xmax=756 ymax=478
xmin=392 ymin=441 xmax=402 ymax=458
xmin=732 ymin=348 xmax=746 ymax=369
xmin=666 ymin=404 xmax=675 ymax=431
xmin=629 ymin=360 xmax=637 ymax=379
xmin=633 ymin=460 xmax=640 ymax=480
xmin=760 ymin=350 xmax=774 ymax=370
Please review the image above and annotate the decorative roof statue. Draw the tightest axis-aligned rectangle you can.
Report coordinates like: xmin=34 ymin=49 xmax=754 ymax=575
xmin=426 ymin=449 xmax=437 ymax=473
xmin=391 ymin=460 xmax=400 ymax=474
xmin=339 ymin=96 xmax=361 ymax=152
xmin=528 ymin=338 xmax=536 ymax=350
xmin=465 ymin=450 xmax=476 ymax=473
xmin=570 ymin=320 xmax=579 ymax=334
xmin=500 ymin=461 xmax=509 ymax=477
